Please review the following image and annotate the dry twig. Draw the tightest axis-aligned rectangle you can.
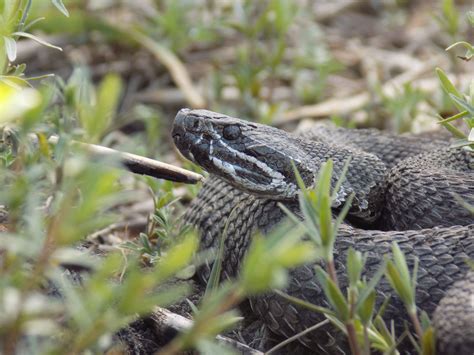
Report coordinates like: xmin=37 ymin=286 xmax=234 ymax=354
xmin=151 ymin=307 xmax=263 ymax=355
xmin=129 ymin=30 xmax=206 ymax=109
xmin=29 ymin=135 xmax=204 ymax=184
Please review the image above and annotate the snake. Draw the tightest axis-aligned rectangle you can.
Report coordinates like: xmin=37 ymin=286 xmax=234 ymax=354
xmin=171 ymin=108 xmax=474 ymax=354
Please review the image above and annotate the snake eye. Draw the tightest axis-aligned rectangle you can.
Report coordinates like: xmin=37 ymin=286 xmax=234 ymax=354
xmin=222 ymin=125 xmax=240 ymax=140
xmin=183 ymin=117 xmax=201 ymax=131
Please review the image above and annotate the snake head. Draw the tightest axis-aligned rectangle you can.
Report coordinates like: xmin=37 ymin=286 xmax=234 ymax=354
xmin=172 ymin=108 xmax=316 ymax=199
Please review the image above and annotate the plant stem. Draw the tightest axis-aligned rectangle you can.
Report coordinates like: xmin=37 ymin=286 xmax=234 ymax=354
xmin=409 ymin=310 xmax=424 ymax=341
xmin=327 ymin=259 xmax=339 ymax=288
xmin=346 ymin=288 xmax=361 ymax=355
xmin=363 ymin=325 xmax=370 ymax=355
xmin=346 ymin=321 xmax=361 ymax=355
xmin=274 ymin=289 xmax=335 ymax=316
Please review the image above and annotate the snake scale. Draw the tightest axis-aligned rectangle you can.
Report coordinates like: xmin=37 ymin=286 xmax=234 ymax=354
xmin=171 ymin=108 xmax=474 ymax=354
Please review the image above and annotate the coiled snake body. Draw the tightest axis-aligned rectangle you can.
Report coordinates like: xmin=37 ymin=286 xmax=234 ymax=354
xmin=172 ymin=109 xmax=474 ymax=354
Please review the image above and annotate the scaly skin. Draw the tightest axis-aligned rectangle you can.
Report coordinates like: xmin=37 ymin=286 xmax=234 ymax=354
xmin=172 ymin=109 xmax=474 ymax=354
xmin=185 ymin=176 xmax=473 ymax=353
xmin=300 ymin=125 xmax=452 ymax=169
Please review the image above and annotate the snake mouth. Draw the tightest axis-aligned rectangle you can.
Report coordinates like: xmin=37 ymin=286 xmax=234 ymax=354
xmin=209 ymin=150 xmax=274 ymax=186
xmin=172 ymin=131 xmax=195 ymax=162
xmin=174 ymin=130 xmax=276 ymax=187
xmin=172 ymin=108 xmax=309 ymax=199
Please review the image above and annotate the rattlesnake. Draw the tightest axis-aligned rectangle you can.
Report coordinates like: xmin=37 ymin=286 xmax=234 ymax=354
xmin=172 ymin=108 xmax=474 ymax=354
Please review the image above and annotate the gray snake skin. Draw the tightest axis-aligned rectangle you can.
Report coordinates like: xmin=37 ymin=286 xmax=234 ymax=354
xmin=172 ymin=108 xmax=474 ymax=354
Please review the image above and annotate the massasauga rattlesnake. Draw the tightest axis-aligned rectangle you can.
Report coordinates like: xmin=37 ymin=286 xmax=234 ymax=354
xmin=172 ymin=108 xmax=474 ymax=354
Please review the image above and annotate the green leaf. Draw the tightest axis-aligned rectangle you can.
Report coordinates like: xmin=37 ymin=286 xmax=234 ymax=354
xmin=278 ymin=202 xmax=305 ymax=227
xmin=319 ymin=193 xmax=333 ymax=248
xmin=436 ymin=67 xmax=462 ymax=99
xmin=449 ymin=94 xmax=474 ymax=116
xmin=193 ymin=311 xmax=241 ymax=339
xmin=296 ymin=192 xmax=321 ymax=243
xmin=451 ymin=139 xmax=473 ymax=148
xmin=93 ymin=74 xmax=122 ymax=138
xmin=22 ymin=17 xmax=46 ymax=32
xmin=51 ymin=0 xmax=69 ymax=17
xmin=12 ymin=31 xmax=62 ymax=51
xmin=154 ymin=233 xmax=198 ymax=282
xmin=385 ymin=245 xmax=417 ymax=314
xmin=273 ymin=289 xmax=335 ymax=316
xmin=315 ymin=266 xmax=349 ymax=321
xmin=358 ymin=290 xmax=375 ymax=325
xmin=291 ymin=160 xmax=308 ymax=191
xmin=437 ymin=114 xmax=468 ymax=139
xmin=77 ymin=74 xmax=122 ymax=142
xmin=277 ymin=241 xmax=317 ymax=267
xmin=420 ymin=311 xmax=431 ymax=331
xmin=366 ymin=326 xmax=391 ymax=352
xmin=332 ymin=192 xmax=355 ymax=235
xmin=421 ymin=326 xmax=436 ymax=355
xmin=355 ymin=260 xmax=386 ymax=314
xmin=3 ymin=36 xmax=17 ymax=62
xmin=241 ymin=222 xmax=313 ymax=294
xmin=440 ymin=0 xmax=459 ymax=35
xmin=347 ymin=248 xmax=364 ymax=287
xmin=316 ymin=160 xmax=333 ymax=205
xmin=446 ymin=41 xmax=474 ymax=52
xmin=392 ymin=243 xmax=410 ymax=288
xmin=436 ymin=110 xmax=469 ymax=124
xmin=373 ymin=314 xmax=395 ymax=349
xmin=331 ymin=158 xmax=351 ymax=202
xmin=12 ymin=63 xmax=26 ymax=76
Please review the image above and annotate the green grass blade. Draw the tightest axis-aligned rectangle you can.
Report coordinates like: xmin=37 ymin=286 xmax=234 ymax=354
xmin=449 ymin=94 xmax=474 ymax=116
xmin=315 ymin=266 xmax=349 ymax=321
xmin=436 ymin=67 xmax=462 ymax=99
xmin=355 ymin=260 xmax=386 ymax=313
xmin=331 ymin=157 xmax=351 ymax=202
xmin=437 ymin=110 xmax=469 ymax=123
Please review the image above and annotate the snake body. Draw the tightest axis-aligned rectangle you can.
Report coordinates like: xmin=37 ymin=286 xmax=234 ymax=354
xmin=172 ymin=109 xmax=474 ymax=354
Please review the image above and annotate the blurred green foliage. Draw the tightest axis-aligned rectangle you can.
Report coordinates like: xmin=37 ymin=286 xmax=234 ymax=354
xmin=381 ymin=83 xmax=427 ymax=133
xmin=0 ymin=3 xmax=341 ymax=353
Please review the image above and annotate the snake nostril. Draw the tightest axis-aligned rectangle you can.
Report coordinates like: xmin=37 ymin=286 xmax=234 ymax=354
xmin=173 ymin=130 xmax=188 ymax=148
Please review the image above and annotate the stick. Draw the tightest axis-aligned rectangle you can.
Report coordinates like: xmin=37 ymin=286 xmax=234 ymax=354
xmin=35 ymin=135 xmax=204 ymax=184
xmin=151 ymin=306 xmax=263 ymax=355
xmin=129 ymin=30 xmax=206 ymax=109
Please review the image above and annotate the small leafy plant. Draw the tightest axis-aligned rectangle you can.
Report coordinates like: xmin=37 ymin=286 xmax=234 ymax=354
xmin=273 ymin=160 xmax=435 ymax=354
xmin=435 ymin=10 xmax=474 ymax=151
xmin=156 ymin=220 xmax=318 ymax=355
xmin=0 ymin=0 xmax=67 ymax=85
xmin=436 ymin=67 xmax=474 ymax=151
